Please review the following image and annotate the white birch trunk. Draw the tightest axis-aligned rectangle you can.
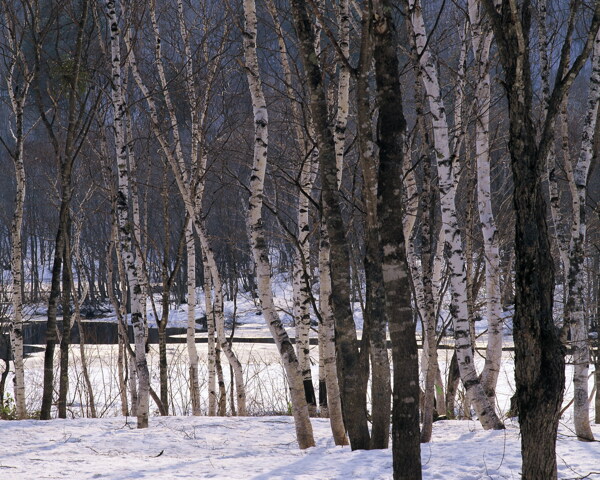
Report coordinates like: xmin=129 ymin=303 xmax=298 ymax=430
xmin=265 ymin=0 xmax=318 ymax=416
xmin=242 ymin=0 xmax=314 ymax=448
xmin=185 ymin=218 xmax=201 ymax=416
xmin=4 ymin=10 xmax=33 ymax=420
xmin=203 ymin=261 xmax=217 ymax=416
xmin=407 ymin=0 xmax=503 ymax=430
xmin=468 ymin=0 xmax=503 ymax=400
xmin=539 ymin=0 xmax=571 ymax=278
xmin=334 ymin=0 xmax=350 ymax=187
xmin=567 ymin=30 xmax=600 ymax=442
xmin=106 ymin=0 xmax=149 ymax=428
xmin=318 ymin=227 xmax=348 ymax=445
xmin=8 ymin=99 xmax=27 ymax=420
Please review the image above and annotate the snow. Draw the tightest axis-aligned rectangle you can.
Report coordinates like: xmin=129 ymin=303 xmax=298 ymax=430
xmin=2 ymin=416 xmax=600 ymax=479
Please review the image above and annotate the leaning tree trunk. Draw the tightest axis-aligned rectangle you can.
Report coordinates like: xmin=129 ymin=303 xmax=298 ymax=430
xmin=106 ymin=0 xmax=150 ymax=428
xmin=242 ymin=0 xmax=314 ymax=449
xmin=406 ymin=0 xmax=503 ymax=430
xmin=265 ymin=0 xmax=319 ymax=419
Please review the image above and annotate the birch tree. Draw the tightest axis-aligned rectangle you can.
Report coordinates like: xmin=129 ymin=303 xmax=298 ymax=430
xmin=404 ymin=0 xmax=503 ymax=430
xmin=185 ymin=217 xmax=201 ymax=416
xmin=564 ymin=29 xmax=600 ymax=442
xmin=2 ymin=1 xmax=34 ymax=419
xmin=467 ymin=0 xmax=503 ymax=401
xmin=353 ymin=2 xmax=391 ymax=448
xmin=106 ymin=0 xmax=150 ymax=428
xmin=291 ymin=0 xmax=371 ymax=450
xmin=265 ymin=0 xmax=319 ymax=418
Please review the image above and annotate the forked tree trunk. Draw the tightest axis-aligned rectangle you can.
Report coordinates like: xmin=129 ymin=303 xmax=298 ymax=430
xmin=355 ymin=9 xmax=390 ymax=449
xmin=242 ymin=0 xmax=314 ymax=449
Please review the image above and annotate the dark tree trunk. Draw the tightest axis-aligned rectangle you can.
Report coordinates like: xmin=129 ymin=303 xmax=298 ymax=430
xmin=58 ymin=224 xmax=73 ymax=419
xmin=41 ymin=200 xmax=68 ymax=420
xmin=482 ymin=1 xmax=600 ymax=477
xmin=356 ymin=8 xmax=390 ymax=449
xmin=372 ymin=1 xmax=422 ymax=477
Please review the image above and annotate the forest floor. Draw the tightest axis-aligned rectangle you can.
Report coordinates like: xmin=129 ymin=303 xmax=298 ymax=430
xmin=1 ymin=414 xmax=600 ymax=479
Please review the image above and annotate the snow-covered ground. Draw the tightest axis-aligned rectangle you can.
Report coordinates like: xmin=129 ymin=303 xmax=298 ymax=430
xmin=1 ymin=416 xmax=600 ymax=479
xmin=3 ymin=275 xmax=599 ymax=478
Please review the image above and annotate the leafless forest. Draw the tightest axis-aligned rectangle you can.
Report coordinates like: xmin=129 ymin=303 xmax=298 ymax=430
xmin=1 ymin=1 xmax=600 ymax=479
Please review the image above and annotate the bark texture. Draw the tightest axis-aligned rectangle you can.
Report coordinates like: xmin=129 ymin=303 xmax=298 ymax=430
xmin=106 ymin=0 xmax=150 ymax=428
